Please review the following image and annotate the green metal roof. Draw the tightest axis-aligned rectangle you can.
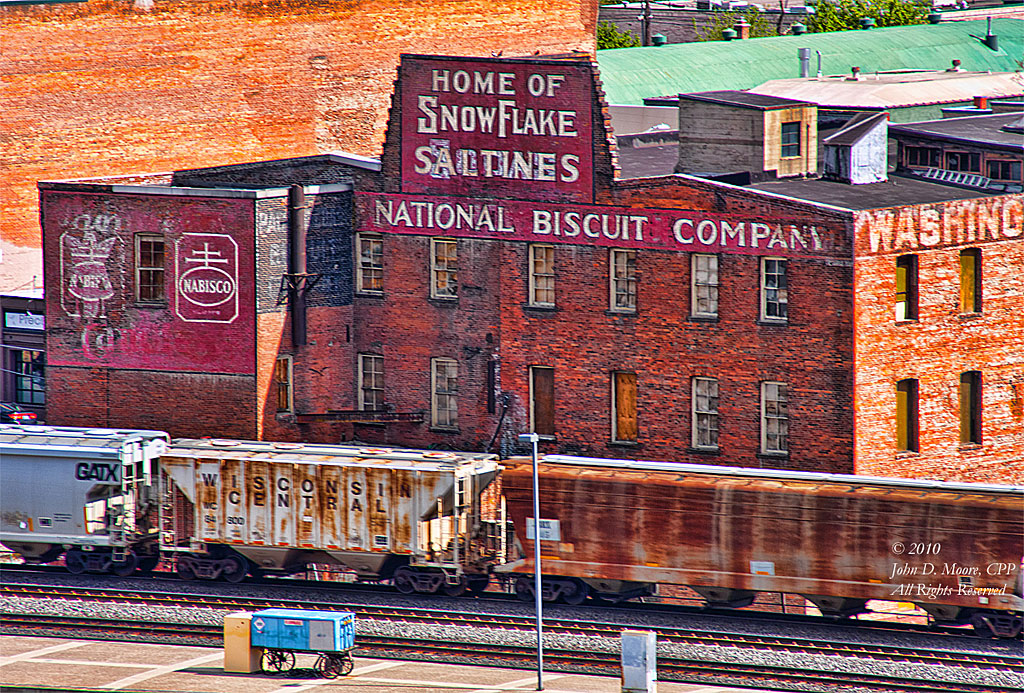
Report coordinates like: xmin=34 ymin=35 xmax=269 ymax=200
xmin=596 ymin=19 xmax=1024 ymax=105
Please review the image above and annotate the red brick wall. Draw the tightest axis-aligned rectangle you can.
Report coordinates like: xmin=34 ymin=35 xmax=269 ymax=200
xmin=852 ymin=197 xmax=1024 ymax=483
xmin=1 ymin=0 xmax=597 ymax=289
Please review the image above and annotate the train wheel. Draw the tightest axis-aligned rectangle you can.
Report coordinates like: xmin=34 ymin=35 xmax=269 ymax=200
xmin=443 ymin=576 xmax=468 ymax=597
xmin=110 ymin=553 xmax=138 ymax=577
xmin=220 ymin=555 xmax=248 ymax=583
xmin=560 ymin=578 xmax=589 ymax=606
xmin=393 ymin=567 xmax=416 ymax=594
xmin=261 ymin=649 xmax=294 ymax=674
xmin=176 ymin=561 xmax=197 ymax=580
xmin=514 ymin=576 xmax=534 ymax=602
xmin=137 ymin=555 xmax=160 ymax=573
xmin=65 ymin=551 xmax=87 ymax=575
xmin=467 ymin=575 xmax=490 ymax=596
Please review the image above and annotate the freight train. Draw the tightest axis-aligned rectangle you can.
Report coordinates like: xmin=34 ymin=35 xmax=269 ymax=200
xmin=1 ymin=424 xmax=1021 ymax=638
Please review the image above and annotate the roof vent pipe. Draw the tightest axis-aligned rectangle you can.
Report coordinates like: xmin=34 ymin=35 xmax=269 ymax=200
xmin=792 ymin=22 xmax=806 ymax=35
xmin=947 ymin=59 xmax=962 ymax=72
xmin=847 ymin=66 xmax=862 ymax=81
xmin=816 ymin=49 xmax=823 ymax=78
xmin=288 ymin=183 xmax=308 ymax=347
xmin=859 ymin=16 xmax=876 ymax=29
xmin=984 ymin=17 xmax=998 ymax=50
xmin=651 ymin=33 xmax=667 ymax=46
xmin=734 ymin=17 xmax=750 ymax=39
xmin=798 ymin=48 xmax=811 ymax=78
xmin=722 ymin=27 xmax=737 ymax=41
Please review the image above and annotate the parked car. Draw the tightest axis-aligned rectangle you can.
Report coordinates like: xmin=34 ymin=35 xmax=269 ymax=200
xmin=0 ymin=402 xmax=38 ymax=424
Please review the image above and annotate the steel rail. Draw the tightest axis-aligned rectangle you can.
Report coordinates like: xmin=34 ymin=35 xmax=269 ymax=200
xmin=4 ymin=582 xmax=1021 ymax=672
xmin=2 ymin=613 xmax=1020 ymax=693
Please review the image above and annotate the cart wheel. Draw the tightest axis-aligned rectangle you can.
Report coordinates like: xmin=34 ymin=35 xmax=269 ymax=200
xmin=338 ymin=653 xmax=354 ymax=676
xmin=261 ymin=649 xmax=295 ymax=674
xmin=315 ymin=653 xmax=351 ymax=678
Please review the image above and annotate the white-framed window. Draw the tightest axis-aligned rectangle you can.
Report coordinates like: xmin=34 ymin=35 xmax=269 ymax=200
xmin=431 ymin=357 xmax=458 ymax=428
xmin=760 ymin=381 xmax=788 ymax=455
xmin=135 ymin=234 xmax=165 ymax=302
xmin=431 ymin=238 xmax=458 ymax=299
xmin=760 ymin=257 xmax=788 ymax=322
xmin=274 ymin=356 xmax=293 ymax=413
xmin=692 ymin=377 xmax=719 ymax=449
xmin=358 ymin=354 xmax=384 ymax=411
xmin=691 ymin=253 xmax=719 ymax=318
xmin=356 ymin=233 xmax=383 ymax=294
xmin=529 ymin=244 xmax=555 ymax=307
xmin=610 ymin=249 xmax=637 ymax=312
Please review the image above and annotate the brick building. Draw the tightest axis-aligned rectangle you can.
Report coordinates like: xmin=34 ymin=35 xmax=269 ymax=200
xmin=40 ymin=53 xmax=1023 ymax=480
xmin=2 ymin=0 xmax=597 ymax=292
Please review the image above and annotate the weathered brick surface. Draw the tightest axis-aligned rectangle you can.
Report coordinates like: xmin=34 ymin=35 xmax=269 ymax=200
xmin=1 ymin=0 xmax=596 ymax=289
xmin=852 ymin=198 xmax=1024 ymax=483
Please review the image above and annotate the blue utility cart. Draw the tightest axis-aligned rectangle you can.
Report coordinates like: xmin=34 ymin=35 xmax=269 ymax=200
xmin=250 ymin=608 xmax=356 ymax=678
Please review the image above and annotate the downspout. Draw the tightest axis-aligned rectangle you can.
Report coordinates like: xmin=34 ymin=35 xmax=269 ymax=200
xmin=288 ymin=184 xmax=308 ymax=346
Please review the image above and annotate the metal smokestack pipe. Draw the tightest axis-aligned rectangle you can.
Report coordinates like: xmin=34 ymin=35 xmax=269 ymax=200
xmin=288 ymin=184 xmax=308 ymax=346
xmin=798 ymin=48 xmax=811 ymax=78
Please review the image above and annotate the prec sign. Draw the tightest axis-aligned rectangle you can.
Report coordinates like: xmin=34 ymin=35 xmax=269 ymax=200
xmin=400 ymin=55 xmax=594 ymax=203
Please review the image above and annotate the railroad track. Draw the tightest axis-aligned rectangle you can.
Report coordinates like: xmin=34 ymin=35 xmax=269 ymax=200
xmin=3 ymin=612 xmax=1021 ymax=693
xmin=4 ymin=581 xmax=1022 ymax=672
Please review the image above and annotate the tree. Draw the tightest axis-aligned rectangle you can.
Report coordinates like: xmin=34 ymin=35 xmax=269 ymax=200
xmin=808 ymin=0 xmax=930 ymax=32
xmin=597 ymin=20 xmax=641 ymax=50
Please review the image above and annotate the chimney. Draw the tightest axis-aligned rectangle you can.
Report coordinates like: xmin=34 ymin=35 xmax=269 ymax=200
xmin=798 ymin=48 xmax=811 ymax=78
xmin=947 ymin=59 xmax=962 ymax=72
xmin=974 ymin=96 xmax=988 ymax=109
xmin=847 ymin=66 xmax=862 ymax=81
xmin=734 ymin=17 xmax=750 ymax=40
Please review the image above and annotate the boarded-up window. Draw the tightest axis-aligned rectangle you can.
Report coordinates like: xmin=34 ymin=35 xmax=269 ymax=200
xmin=612 ymin=372 xmax=638 ymax=442
xmin=274 ymin=356 xmax=292 ymax=412
xmin=895 ymin=254 xmax=918 ymax=321
xmin=896 ymin=378 xmax=919 ymax=452
xmin=959 ymin=248 xmax=981 ymax=314
xmin=530 ymin=366 xmax=554 ymax=436
xmin=960 ymin=371 xmax=981 ymax=445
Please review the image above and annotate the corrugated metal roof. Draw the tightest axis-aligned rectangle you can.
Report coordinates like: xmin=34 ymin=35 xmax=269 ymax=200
xmin=596 ymin=19 xmax=1024 ymax=105
xmin=750 ymin=70 xmax=1024 ymax=109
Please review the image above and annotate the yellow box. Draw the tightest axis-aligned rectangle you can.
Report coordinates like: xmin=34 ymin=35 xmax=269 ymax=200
xmin=223 ymin=611 xmax=263 ymax=673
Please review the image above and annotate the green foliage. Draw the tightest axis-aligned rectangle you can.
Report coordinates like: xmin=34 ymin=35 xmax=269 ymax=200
xmin=597 ymin=21 xmax=641 ymax=50
xmin=695 ymin=10 xmax=779 ymax=41
xmin=808 ymin=0 xmax=930 ymax=32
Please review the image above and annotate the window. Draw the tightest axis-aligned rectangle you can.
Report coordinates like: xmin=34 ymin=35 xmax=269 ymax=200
xmin=904 ymin=146 xmax=940 ymax=168
xmin=431 ymin=358 xmax=458 ymax=428
xmin=274 ymin=356 xmax=292 ymax=413
xmin=430 ymin=238 xmax=458 ymax=299
xmin=987 ymin=160 xmax=1022 ymax=182
xmin=781 ymin=122 xmax=801 ymax=158
xmin=610 ymin=249 xmax=637 ymax=312
xmin=612 ymin=371 xmax=637 ymax=443
xmin=761 ymin=382 xmax=788 ymax=455
xmin=13 ymin=350 xmax=45 ymax=406
xmin=135 ymin=235 xmax=165 ymax=302
xmin=760 ymin=258 xmax=788 ymax=322
xmin=946 ymin=151 xmax=981 ymax=173
xmin=691 ymin=254 xmax=719 ymax=318
xmin=895 ymin=254 xmax=918 ymax=321
xmin=691 ymin=377 xmax=719 ymax=449
xmin=959 ymin=248 xmax=981 ymax=314
xmin=358 ymin=354 xmax=384 ymax=411
xmin=530 ymin=366 xmax=554 ymax=436
xmin=356 ymin=233 xmax=383 ymax=294
xmin=529 ymin=244 xmax=555 ymax=307
xmin=960 ymin=371 xmax=981 ymax=445
xmin=896 ymin=378 xmax=919 ymax=453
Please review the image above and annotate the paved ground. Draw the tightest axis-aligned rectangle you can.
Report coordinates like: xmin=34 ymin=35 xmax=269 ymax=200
xmin=0 ymin=635 xmax=782 ymax=693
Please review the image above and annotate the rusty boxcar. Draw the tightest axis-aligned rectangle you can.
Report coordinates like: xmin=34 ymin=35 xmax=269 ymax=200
xmin=497 ymin=456 xmax=1024 ymax=637
xmin=158 ymin=439 xmax=502 ymax=594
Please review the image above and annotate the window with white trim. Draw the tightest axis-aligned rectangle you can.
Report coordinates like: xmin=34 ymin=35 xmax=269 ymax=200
xmin=358 ymin=354 xmax=384 ymax=411
xmin=356 ymin=233 xmax=383 ymax=294
xmin=610 ymin=249 xmax=637 ymax=312
xmin=431 ymin=238 xmax=458 ymax=299
xmin=431 ymin=357 xmax=458 ymax=428
xmin=760 ymin=381 xmax=788 ymax=455
xmin=691 ymin=254 xmax=719 ymax=318
xmin=692 ymin=377 xmax=719 ymax=449
xmin=135 ymin=234 xmax=165 ymax=303
xmin=529 ymin=244 xmax=555 ymax=307
xmin=760 ymin=257 xmax=788 ymax=322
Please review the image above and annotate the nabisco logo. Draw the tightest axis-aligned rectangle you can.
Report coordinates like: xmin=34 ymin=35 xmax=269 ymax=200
xmin=175 ymin=233 xmax=238 ymax=323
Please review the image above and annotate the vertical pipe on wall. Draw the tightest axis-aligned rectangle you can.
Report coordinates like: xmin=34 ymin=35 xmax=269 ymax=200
xmin=288 ymin=184 xmax=308 ymax=346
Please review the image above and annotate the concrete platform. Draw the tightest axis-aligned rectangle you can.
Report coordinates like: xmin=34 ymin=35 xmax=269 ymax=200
xmin=0 ymin=635 xmax=782 ymax=693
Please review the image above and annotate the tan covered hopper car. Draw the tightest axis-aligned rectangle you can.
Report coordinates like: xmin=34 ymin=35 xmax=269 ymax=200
xmin=497 ymin=456 xmax=1024 ymax=638
xmin=159 ymin=439 xmax=502 ymax=594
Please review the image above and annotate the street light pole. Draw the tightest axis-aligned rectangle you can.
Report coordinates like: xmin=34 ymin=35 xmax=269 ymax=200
xmin=518 ymin=432 xmax=543 ymax=690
